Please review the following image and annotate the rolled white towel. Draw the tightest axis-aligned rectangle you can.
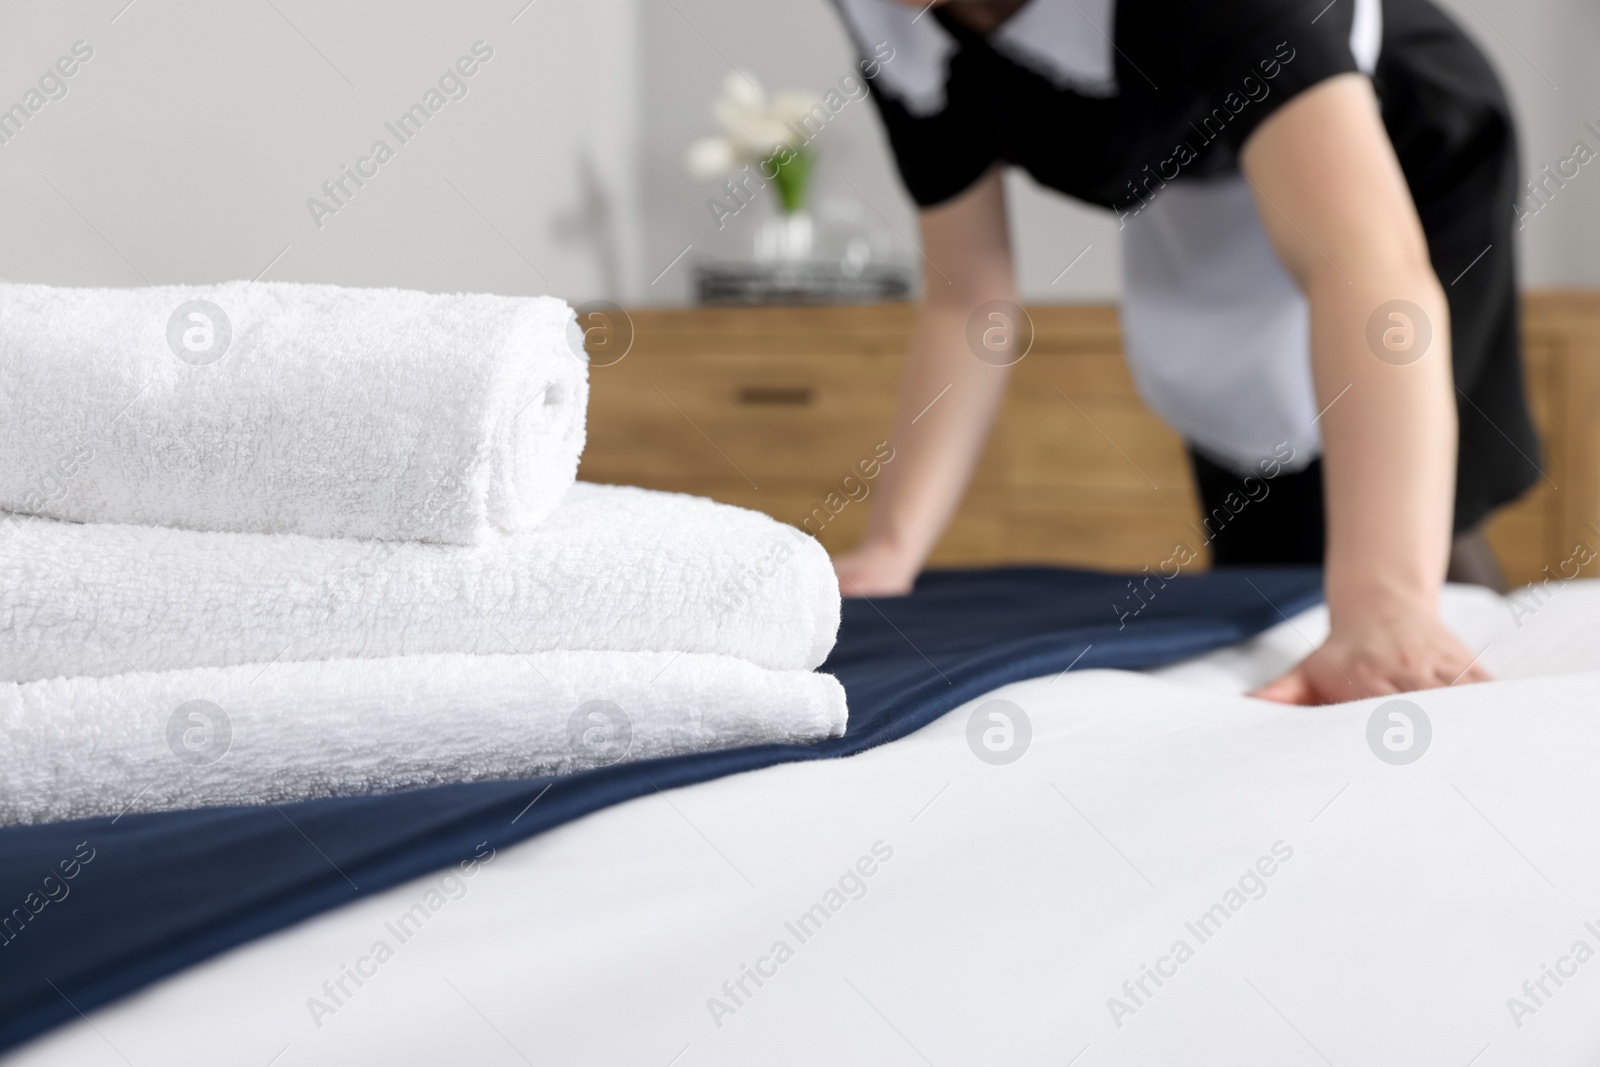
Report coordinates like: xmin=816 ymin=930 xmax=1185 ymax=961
xmin=0 ymin=650 xmax=848 ymax=826
xmin=0 ymin=280 xmax=588 ymax=544
xmin=0 ymin=483 xmax=842 ymax=682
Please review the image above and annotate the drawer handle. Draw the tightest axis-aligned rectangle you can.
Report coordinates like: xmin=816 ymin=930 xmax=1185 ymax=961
xmin=737 ymin=385 xmax=814 ymax=406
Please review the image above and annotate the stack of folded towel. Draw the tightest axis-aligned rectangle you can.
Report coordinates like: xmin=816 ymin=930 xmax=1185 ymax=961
xmin=0 ymin=281 xmax=846 ymax=826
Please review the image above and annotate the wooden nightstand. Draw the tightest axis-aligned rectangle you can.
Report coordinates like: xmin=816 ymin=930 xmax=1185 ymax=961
xmin=579 ymin=295 xmax=1600 ymax=584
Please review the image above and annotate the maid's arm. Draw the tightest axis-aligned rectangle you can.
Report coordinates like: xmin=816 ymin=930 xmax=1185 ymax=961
xmin=832 ymin=165 xmax=1019 ymax=597
xmin=1241 ymin=72 xmax=1489 ymax=703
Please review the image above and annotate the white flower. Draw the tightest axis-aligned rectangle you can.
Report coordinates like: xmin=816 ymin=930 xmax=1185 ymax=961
xmin=771 ymin=90 xmax=823 ymax=128
xmin=723 ymin=113 xmax=795 ymax=158
xmin=686 ymin=136 xmax=736 ymax=177
xmin=684 ymin=72 xmax=823 ymax=178
xmin=720 ymin=70 xmax=765 ymax=112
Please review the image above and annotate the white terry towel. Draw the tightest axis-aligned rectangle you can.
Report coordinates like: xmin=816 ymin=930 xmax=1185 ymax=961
xmin=0 ymin=650 xmax=848 ymax=826
xmin=0 ymin=280 xmax=588 ymax=544
xmin=0 ymin=483 xmax=842 ymax=683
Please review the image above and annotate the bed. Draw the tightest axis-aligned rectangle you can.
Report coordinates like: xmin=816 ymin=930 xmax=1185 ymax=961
xmin=7 ymin=290 xmax=1598 ymax=1063
xmin=9 ymin=577 xmax=1598 ymax=1066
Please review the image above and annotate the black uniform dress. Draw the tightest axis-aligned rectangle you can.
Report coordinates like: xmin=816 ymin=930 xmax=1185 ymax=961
xmin=833 ymin=0 xmax=1540 ymax=565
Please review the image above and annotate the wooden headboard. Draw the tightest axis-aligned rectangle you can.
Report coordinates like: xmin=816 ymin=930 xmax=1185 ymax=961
xmin=578 ymin=294 xmax=1600 ymax=585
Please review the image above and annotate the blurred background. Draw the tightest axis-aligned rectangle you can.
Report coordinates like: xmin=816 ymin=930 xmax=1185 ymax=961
xmin=5 ymin=0 xmax=1599 ymax=585
xmin=2 ymin=0 xmax=1596 ymax=304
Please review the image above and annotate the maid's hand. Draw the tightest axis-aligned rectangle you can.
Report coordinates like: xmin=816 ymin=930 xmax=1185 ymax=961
xmin=1251 ymin=601 xmax=1490 ymax=705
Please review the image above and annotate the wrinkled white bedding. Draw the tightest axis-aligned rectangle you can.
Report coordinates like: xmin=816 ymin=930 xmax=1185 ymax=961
xmin=10 ymin=582 xmax=1599 ymax=1065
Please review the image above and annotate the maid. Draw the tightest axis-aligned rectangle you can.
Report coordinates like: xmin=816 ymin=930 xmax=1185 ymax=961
xmin=828 ymin=0 xmax=1539 ymax=702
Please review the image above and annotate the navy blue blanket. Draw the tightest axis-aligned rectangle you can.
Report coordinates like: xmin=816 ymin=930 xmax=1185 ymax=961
xmin=0 ymin=566 xmax=1320 ymax=1052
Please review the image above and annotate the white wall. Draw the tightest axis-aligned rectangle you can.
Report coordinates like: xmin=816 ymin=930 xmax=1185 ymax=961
xmin=0 ymin=0 xmax=643 ymax=302
xmin=0 ymin=0 xmax=1591 ymax=303
xmin=1434 ymin=0 xmax=1600 ymax=287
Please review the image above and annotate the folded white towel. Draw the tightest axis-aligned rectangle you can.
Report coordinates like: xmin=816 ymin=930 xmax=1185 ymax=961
xmin=0 ymin=281 xmax=588 ymax=544
xmin=0 ymin=650 xmax=848 ymax=826
xmin=0 ymin=483 xmax=841 ymax=683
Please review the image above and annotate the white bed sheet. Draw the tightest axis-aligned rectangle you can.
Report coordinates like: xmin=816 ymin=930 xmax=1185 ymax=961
xmin=10 ymin=582 xmax=1600 ymax=1066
